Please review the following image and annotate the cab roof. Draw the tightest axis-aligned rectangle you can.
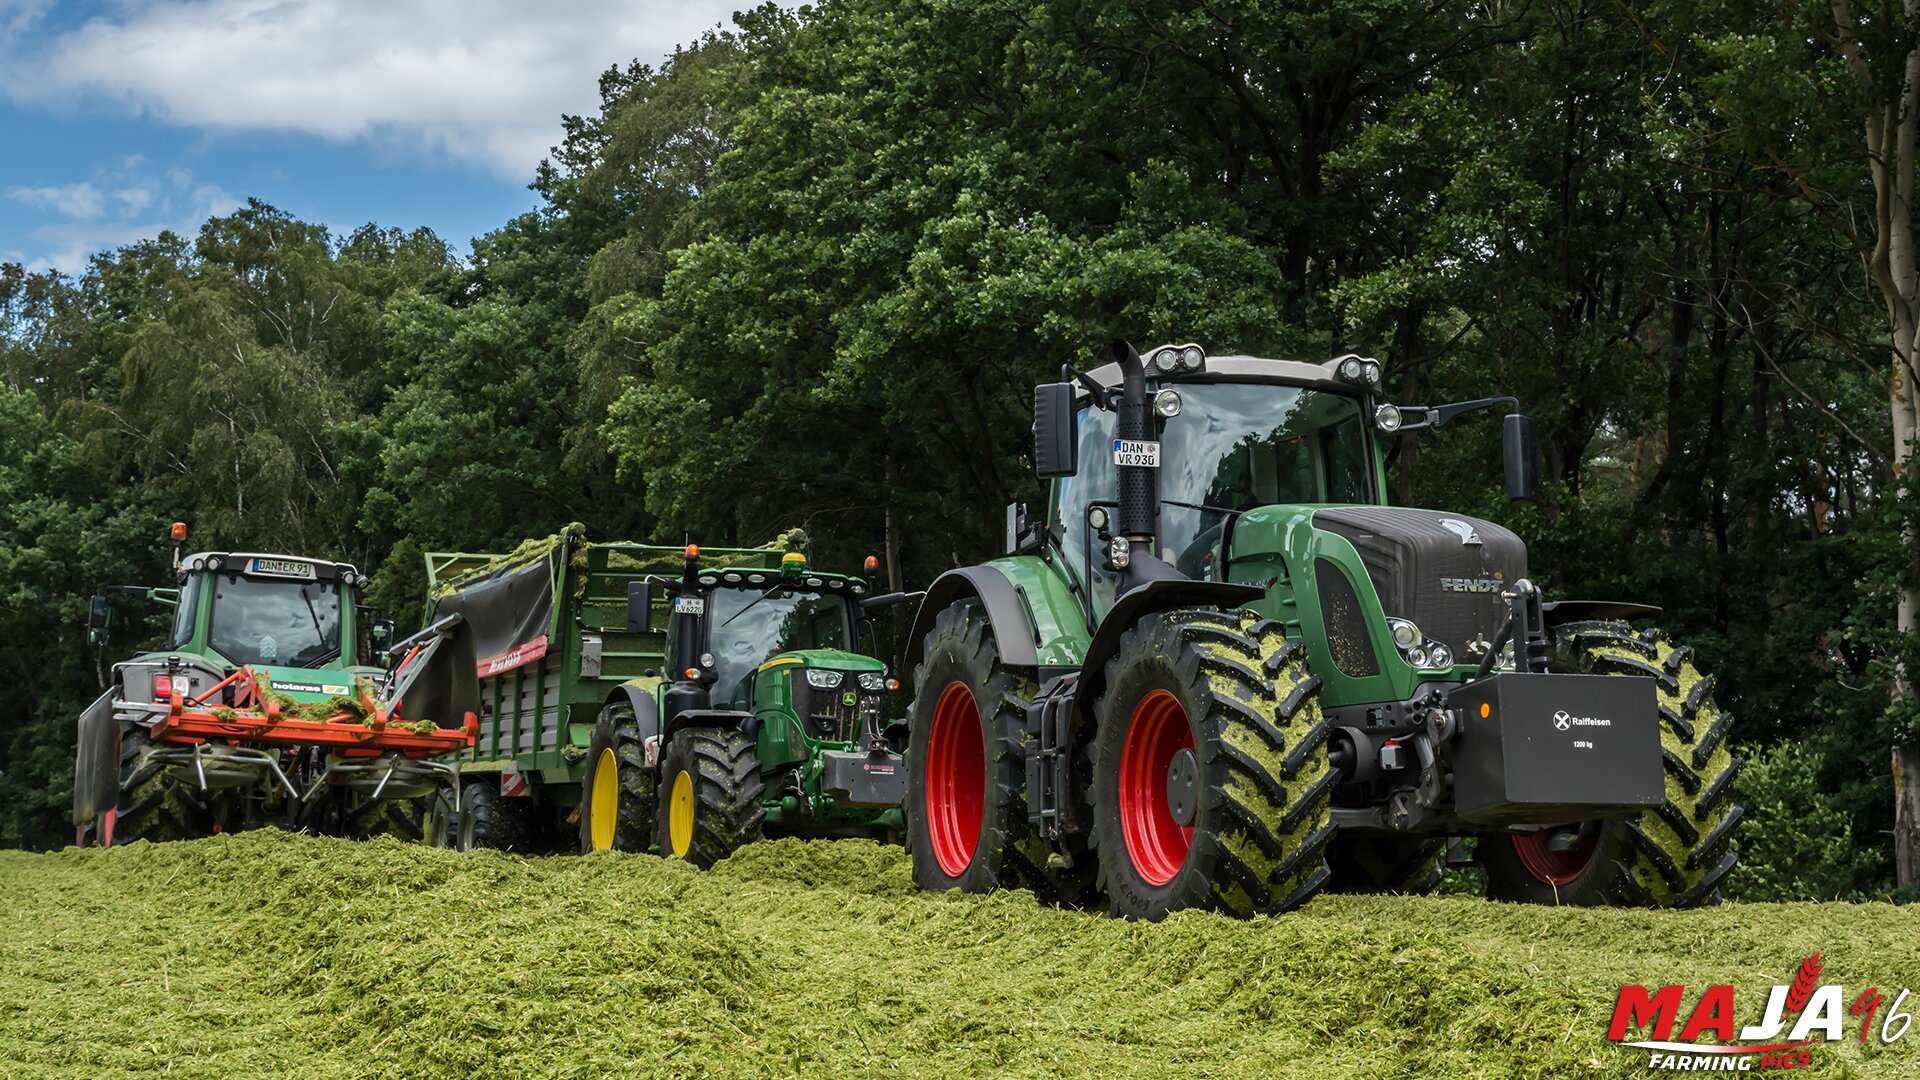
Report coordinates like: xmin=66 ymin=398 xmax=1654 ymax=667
xmin=1078 ymin=351 xmax=1369 ymax=399
xmin=178 ymin=552 xmax=364 ymax=583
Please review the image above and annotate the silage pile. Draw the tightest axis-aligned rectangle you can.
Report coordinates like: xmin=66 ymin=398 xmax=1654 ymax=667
xmin=1 ymin=833 xmax=1915 ymax=1078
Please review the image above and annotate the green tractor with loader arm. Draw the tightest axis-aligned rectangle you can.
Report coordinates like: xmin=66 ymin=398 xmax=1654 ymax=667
xmin=902 ymin=341 xmax=1742 ymax=917
xmin=425 ymin=526 xmax=915 ymax=863
xmin=72 ymin=522 xmax=478 ymax=846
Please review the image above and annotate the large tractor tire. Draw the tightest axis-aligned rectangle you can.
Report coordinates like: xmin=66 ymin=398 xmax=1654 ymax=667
xmin=1325 ymin=834 xmax=1445 ymax=895
xmin=653 ymin=726 xmax=763 ymax=867
xmin=904 ymin=598 xmax=1094 ymax=901
xmin=1089 ymin=609 xmax=1336 ymax=919
xmin=1481 ymin=622 xmax=1742 ymax=908
xmin=580 ymin=701 xmax=656 ymax=853
xmin=110 ymin=725 xmax=208 ymax=845
xmin=458 ymin=777 xmax=535 ymax=852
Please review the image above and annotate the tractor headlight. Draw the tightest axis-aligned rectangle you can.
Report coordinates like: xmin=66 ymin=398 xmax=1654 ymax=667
xmin=805 ymin=669 xmax=842 ymax=689
xmin=1336 ymin=355 xmax=1384 ymax=388
xmin=1375 ymin=404 xmax=1403 ymax=433
xmin=1426 ymin=643 xmax=1453 ymax=669
xmin=1388 ymin=618 xmax=1421 ymax=649
xmin=1106 ymin=534 xmax=1130 ymax=568
xmin=1404 ymin=645 xmax=1429 ymax=668
xmin=858 ymin=672 xmax=887 ymax=691
xmin=1154 ymin=388 xmax=1182 ymax=418
xmin=1178 ymin=344 xmax=1205 ymax=371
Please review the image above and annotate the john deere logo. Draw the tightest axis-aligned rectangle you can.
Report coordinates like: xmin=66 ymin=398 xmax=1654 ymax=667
xmin=841 ymin=691 xmax=858 ymax=707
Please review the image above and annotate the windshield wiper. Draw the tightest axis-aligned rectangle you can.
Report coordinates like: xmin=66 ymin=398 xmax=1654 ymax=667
xmin=722 ymin=585 xmax=789 ymax=628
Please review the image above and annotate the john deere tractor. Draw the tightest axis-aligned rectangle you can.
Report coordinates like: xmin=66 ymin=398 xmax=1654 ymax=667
xmin=902 ymin=341 xmax=1741 ymax=918
xmin=72 ymin=523 xmax=476 ymax=846
xmin=425 ymin=528 xmax=914 ymax=865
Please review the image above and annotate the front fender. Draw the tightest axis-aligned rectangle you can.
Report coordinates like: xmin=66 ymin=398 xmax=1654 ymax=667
xmin=606 ymin=679 xmax=662 ymax=747
xmin=1073 ymin=579 xmax=1266 ymax=713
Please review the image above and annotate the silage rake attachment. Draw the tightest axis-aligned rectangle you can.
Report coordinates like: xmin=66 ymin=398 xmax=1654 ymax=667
xmin=135 ymin=614 xmax=479 ymax=802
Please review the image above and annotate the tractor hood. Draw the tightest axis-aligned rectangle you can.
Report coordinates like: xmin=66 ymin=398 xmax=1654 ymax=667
xmin=761 ymin=648 xmax=886 ymax=675
xmin=1309 ymin=506 xmax=1528 ymax=667
xmin=113 ymin=655 xmax=362 ymax=707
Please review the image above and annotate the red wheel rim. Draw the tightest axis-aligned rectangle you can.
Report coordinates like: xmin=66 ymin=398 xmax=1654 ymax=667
xmin=925 ymin=681 xmax=986 ymax=877
xmin=1511 ymin=826 xmax=1603 ymax=886
xmin=1120 ymin=689 xmax=1194 ymax=886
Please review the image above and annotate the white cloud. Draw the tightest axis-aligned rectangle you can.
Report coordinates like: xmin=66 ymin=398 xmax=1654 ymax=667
xmin=0 ymin=0 xmax=763 ymax=178
xmin=113 ymin=185 xmax=156 ymax=213
xmin=10 ymin=166 xmax=240 ymax=273
xmin=7 ymin=181 xmax=105 ymax=219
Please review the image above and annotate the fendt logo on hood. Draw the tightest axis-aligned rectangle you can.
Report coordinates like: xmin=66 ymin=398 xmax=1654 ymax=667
xmin=1440 ymin=518 xmax=1483 ymax=545
xmin=1440 ymin=570 xmax=1505 ymax=594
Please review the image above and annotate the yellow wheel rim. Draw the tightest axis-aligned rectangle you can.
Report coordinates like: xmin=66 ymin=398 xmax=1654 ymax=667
xmin=589 ymin=748 xmax=619 ymax=851
xmin=669 ymin=770 xmax=695 ymax=858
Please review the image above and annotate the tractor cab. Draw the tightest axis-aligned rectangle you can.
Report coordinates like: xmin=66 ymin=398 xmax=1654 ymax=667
xmin=1034 ymin=348 xmax=1541 ymax=705
xmin=88 ymin=538 xmax=385 ymax=708
xmin=654 ymin=549 xmax=901 ymax=754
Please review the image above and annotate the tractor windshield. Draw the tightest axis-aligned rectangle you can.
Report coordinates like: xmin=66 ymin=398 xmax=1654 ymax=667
xmin=706 ymin=586 xmax=853 ymax=708
xmin=1158 ymin=382 xmax=1371 ymax=576
xmin=206 ymin=573 xmax=342 ymax=669
xmin=1053 ymin=380 xmax=1372 ymax=616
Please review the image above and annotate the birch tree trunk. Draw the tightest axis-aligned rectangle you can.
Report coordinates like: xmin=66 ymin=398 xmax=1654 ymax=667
xmin=1834 ymin=0 xmax=1920 ymax=885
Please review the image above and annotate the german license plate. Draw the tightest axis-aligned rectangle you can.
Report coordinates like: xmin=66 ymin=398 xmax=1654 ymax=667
xmin=1112 ymin=439 xmax=1160 ymax=467
xmin=248 ymin=558 xmax=314 ymax=578
xmin=674 ymin=596 xmax=705 ymax=615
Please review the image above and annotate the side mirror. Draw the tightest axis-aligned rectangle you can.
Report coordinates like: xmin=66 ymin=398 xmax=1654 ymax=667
xmin=86 ymin=594 xmax=111 ymax=647
xmin=626 ymin=581 xmax=653 ymax=633
xmin=859 ymin=591 xmax=921 ymax=614
xmin=370 ymin=619 xmax=396 ymax=646
xmin=1504 ymin=413 xmax=1539 ymax=503
xmin=1033 ymin=382 xmax=1078 ymax=478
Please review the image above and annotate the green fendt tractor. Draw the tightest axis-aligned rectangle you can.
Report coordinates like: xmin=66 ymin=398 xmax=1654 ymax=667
xmin=902 ymin=341 xmax=1741 ymax=918
xmin=427 ymin=527 xmax=914 ymax=865
xmin=72 ymin=523 xmax=476 ymax=846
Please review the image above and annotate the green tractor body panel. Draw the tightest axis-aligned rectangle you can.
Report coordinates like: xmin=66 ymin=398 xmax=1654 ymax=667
xmin=1222 ymin=505 xmax=1479 ymax=709
xmin=978 ymin=554 xmax=1094 ymax=668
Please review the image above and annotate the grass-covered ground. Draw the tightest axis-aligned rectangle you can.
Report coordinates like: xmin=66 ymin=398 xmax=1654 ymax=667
xmin=1 ymin=833 xmax=1916 ymax=1078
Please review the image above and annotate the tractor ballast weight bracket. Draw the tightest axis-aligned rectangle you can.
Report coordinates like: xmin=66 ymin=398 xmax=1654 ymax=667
xmin=1445 ymin=672 xmax=1664 ymax=824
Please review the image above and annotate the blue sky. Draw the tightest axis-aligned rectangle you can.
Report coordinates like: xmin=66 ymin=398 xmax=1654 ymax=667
xmin=0 ymin=0 xmax=760 ymax=272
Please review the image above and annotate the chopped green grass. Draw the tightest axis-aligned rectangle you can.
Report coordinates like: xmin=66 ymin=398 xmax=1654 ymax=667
xmin=0 ymin=833 xmax=1914 ymax=1077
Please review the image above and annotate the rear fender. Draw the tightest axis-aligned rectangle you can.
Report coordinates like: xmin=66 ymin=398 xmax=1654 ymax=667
xmin=900 ymin=559 xmax=1090 ymax=679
